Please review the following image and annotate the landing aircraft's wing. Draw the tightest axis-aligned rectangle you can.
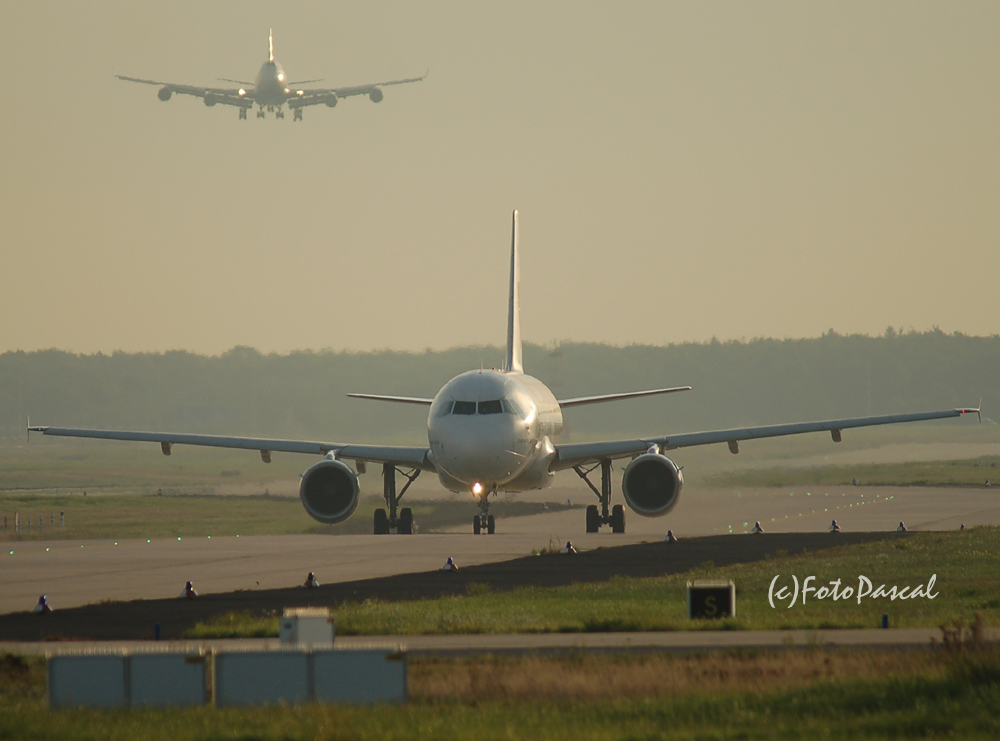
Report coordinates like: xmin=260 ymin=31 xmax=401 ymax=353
xmin=27 ymin=426 xmax=434 ymax=472
xmin=288 ymin=71 xmax=427 ymax=109
xmin=551 ymin=407 xmax=980 ymax=471
xmin=116 ymin=75 xmax=252 ymax=108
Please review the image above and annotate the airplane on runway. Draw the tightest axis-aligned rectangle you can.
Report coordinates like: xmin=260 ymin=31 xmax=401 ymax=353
xmin=117 ymin=29 xmax=425 ymax=121
xmin=29 ymin=212 xmax=981 ymax=535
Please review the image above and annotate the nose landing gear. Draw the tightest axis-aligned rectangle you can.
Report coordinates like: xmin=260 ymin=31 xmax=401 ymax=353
xmin=473 ymin=513 xmax=495 ymax=535
xmin=472 ymin=485 xmax=497 ymax=534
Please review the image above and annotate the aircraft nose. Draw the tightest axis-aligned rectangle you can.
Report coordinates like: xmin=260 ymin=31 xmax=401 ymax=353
xmin=433 ymin=419 xmax=526 ymax=486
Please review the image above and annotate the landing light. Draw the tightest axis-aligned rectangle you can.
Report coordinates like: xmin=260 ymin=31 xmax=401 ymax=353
xmin=472 ymin=482 xmax=483 ymax=495
xmin=238 ymin=88 xmax=246 ymax=96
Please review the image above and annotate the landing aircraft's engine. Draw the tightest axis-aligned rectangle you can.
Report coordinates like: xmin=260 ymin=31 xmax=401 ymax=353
xmin=621 ymin=453 xmax=683 ymax=517
xmin=203 ymin=92 xmax=218 ymax=107
xmin=299 ymin=458 xmax=360 ymax=525
xmin=158 ymin=86 xmax=173 ymax=101
xmin=369 ymin=88 xmax=384 ymax=103
xmin=324 ymin=93 xmax=338 ymax=107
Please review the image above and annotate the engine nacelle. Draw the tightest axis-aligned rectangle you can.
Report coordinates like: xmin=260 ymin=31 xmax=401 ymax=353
xmin=299 ymin=458 xmax=360 ymax=525
xmin=324 ymin=93 xmax=338 ymax=107
xmin=158 ymin=86 xmax=173 ymax=101
xmin=203 ymin=92 xmax=218 ymax=107
xmin=621 ymin=453 xmax=683 ymax=517
xmin=369 ymin=88 xmax=384 ymax=103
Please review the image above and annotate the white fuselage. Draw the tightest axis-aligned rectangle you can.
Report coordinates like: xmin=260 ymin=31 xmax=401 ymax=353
xmin=427 ymin=370 xmax=562 ymax=494
xmin=251 ymin=61 xmax=289 ymax=107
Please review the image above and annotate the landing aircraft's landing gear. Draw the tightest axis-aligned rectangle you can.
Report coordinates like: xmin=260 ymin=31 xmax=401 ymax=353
xmin=293 ymin=108 xmax=303 ymax=122
xmin=256 ymin=107 xmax=266 ymax=119
xmin=239 ymin=108 xmax=247 ymax=120
xmin=373 ymin=462 xmax=420 ymax=535
xmin=574 ymin=459 xmax=625 ymax=533
xmin=276 ymin=109 xmax=285 ymax=119
xmin=472 ymin=486 xmax=497 ymax=534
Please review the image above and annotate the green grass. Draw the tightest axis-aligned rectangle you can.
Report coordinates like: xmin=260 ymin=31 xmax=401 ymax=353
xmin=2 ymin=646 xmax=1000 ymax=739
xmin=186 ymin=527 xmax=1000 ymax=639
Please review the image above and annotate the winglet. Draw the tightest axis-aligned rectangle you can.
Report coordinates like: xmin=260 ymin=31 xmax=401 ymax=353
xmin=957 ymin=400 xmax=982 ymax=424
xmin=504 ymin=210 xmax=523 ymax=374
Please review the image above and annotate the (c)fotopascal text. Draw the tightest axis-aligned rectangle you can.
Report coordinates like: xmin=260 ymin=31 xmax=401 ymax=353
xmin=768 ymin=574 xmax=938 ymax=608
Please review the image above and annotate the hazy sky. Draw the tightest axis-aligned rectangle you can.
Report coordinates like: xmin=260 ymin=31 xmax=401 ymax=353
xmin=3 ymin=2 xmax=998 ymax=356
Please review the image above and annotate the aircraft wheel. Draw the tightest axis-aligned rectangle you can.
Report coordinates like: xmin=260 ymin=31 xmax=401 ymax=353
xmin=487 ymin=514 xmax=495 ymax=535
xmin=586 ymin=505 xmax=600 ymax=533
xmin=610 ymin=504 xmax=626 ymax=534
xmin=473 ymin=516 xmax=481 ymax=535
xmin=374 ymin=508 xmax=389 ymax=535
xmin=399 ymin=507 xmax=414 ymax=535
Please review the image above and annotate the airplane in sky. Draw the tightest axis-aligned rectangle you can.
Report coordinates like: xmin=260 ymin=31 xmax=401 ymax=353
xmin=30 ymin=212 xmax=980 ymax=535
xmin=116 ymin=30 xmax=425 ymax=121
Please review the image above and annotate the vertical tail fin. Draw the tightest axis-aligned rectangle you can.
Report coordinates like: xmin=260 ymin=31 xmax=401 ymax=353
xmin=269 ymin=28 xmax=274 ymax=63
xmin=505 ymin=210 xmax=523 ymax=373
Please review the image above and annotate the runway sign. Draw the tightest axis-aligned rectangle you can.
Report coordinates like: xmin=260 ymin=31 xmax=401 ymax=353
xmin=687 ymin=580 xmax=736 ymax=618
xmin=279 ymin=607 xmax=335 ymax=647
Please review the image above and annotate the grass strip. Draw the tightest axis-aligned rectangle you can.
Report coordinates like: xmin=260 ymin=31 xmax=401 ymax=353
xmin=2 ymin=643 xmax=998 ymax=740
xmin=186 ymin=527 xmax=1000 ymax=638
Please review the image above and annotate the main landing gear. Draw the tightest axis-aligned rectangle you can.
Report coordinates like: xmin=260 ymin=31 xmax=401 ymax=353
xmin=239 ymin=108 xmax=247 ymax=120
xmin=472 ymin=485 xmax=497 ymax=534
xmin=573 ymin=459 xmax=626 ymax=533
xmin=374 ymin=462 xmax=421 ymax=535
xmin=293 ymin=108 xmax=303 ymax=121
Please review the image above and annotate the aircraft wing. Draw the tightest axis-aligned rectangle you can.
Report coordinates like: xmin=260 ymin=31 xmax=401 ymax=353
xmin=550 ymin=407 xmax=980 ymax=471
xmin=116 ymin=75 xmax=253 ymax=108
xmin=558 ymin=386 xmax=692 ymax=408
xmin=27 ymin=426 xmax=434 ymax=472
xmin=288 ymin=71 xmax=427 ymax=108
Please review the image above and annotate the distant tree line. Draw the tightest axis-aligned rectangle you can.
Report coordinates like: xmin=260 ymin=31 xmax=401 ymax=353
xmin=1 ymin=330 xmax=996 ymax=443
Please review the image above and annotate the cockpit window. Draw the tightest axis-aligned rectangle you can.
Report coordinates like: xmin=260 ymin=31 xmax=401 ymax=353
xmin=452 ymin=400 xmax=477 ymax=415
xmin=501 ymin=398 xmax=522 ymax=416
xmin=477 ymin=399 xmax=503 ymax=415
xmin=433 ymin=400 xmax=453 ymax=418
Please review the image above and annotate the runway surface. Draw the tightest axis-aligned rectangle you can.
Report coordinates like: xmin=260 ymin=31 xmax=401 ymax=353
xmin=1 ymin=484 xmax=997 ymax=643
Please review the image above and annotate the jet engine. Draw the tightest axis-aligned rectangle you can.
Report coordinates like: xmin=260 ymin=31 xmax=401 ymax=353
xmin=203 ymin=92 xmax=218 ymax=107
xmin=369 ymin=88 xmax=384 ymax=103
xmin=324 ymin=93 xmax=338 ymax=107
xmin=158 ymin=86 xmax=173 ymax=101
xmin=299 ymin=458 xmax=360 ymax=525
xmin=621 ymin=453 xmax=683 ymax=517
